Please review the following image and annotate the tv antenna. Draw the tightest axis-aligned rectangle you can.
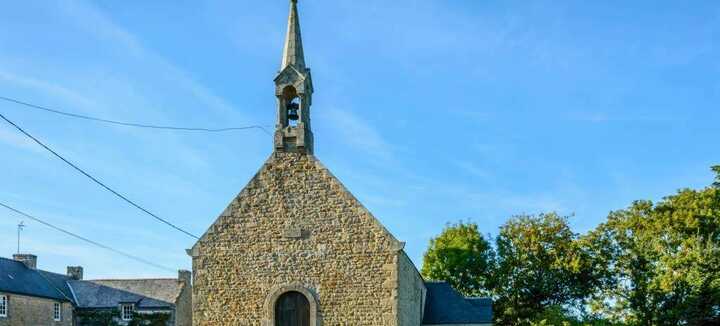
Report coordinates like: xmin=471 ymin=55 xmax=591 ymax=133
xmin=17 ymin=221 xmax=25 ymax=254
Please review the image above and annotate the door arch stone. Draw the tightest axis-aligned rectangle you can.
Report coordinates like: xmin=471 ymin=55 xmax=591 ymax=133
xmin=263 ymin=283 xmax=320 ymax=326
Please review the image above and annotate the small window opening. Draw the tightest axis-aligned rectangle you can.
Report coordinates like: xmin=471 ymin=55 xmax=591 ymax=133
xmin=287 ymin=98 xmax=301 ymax=127
xmin=121 ymin=304 xmax=134 ymax=321
xmin=282 ymin=86 xmax=300 ymax=127
xmin=53 ymin=302 xmax=61 ymax=321
xmin=0 ymin=295 xmax=7 ymax=318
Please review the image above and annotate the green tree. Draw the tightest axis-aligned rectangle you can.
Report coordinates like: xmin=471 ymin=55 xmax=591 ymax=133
xmin=585 ymin=167 xmax=720 ymax=325
xmin=421 ymin=222 xmax=494 ymax=296
xmin=493 ymin=213 xmax=599 ymax=325
xmin=128 ymin=312 xmax=172 ymax=326
xmin=76 ymin=310 xmax=121 ymax=326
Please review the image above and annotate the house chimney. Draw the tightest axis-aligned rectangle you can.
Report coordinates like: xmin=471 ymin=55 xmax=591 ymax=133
xmin=13 ymin=254 xmax=37 ymax=269
xmin=67 ymin=266 xmax=84 ymax=280
xmin=179 ymin=270 xmax=191 ymax=285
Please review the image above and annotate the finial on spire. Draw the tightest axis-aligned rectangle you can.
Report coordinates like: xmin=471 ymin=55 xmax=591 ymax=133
xmin=281 ymin=0 xmax=306 ymax=70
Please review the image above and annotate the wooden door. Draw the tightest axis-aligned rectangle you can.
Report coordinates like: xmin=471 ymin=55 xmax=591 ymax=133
xmin=275 ymin=291 xmax=310 ymax=326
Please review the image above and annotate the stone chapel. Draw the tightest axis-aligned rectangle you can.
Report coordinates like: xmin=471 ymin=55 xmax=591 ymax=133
xmin=188 ymin=1 xmax=493 ymax=325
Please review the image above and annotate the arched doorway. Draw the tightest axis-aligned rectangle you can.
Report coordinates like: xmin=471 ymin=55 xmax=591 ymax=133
xmin=275 ymin=291 xmax=310 ymax=326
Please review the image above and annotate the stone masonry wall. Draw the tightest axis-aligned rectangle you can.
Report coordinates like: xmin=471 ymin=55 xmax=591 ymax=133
xmin=396 ymin=251 xmax=426 ymax=326
xmin=192 ymin=152 xmax=403 ymax=325
xmin=175 ymin=278 xmax=192 ymax=326
xmin=0 ymin=293 xmax=73 ymax=326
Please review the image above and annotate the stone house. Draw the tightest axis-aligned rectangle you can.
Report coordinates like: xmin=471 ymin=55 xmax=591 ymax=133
xmin=188 ymin=1 xmax=493 ymax=325
xmin=0 ymin=254 xmax=191 ymax=326
xmin=0 ymin=255 xmax=74 ymax=326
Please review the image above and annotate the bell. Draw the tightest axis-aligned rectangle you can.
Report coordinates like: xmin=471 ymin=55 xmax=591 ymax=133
xmin=287 ymin=102 xmax=300 ymax=121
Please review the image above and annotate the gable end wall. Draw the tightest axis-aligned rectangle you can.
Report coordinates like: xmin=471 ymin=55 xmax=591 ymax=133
xmin=192 ymin=152 xmax=404 ymax=325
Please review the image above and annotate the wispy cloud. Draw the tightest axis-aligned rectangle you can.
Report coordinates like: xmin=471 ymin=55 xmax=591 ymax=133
xmin=322 ymin=107 xmax=394 ymax=162
xmin=0 ymin=71 xmax=98 ymax=112
xmin=454 ymin=160 xmax=491 ymax=179
xmin=53 ymin=0 xmax=242 ymax=118
xmin=471 ymin=190 xmax=566 ymax=216
xmin=0 ymin=127 xmax=43 ymax=154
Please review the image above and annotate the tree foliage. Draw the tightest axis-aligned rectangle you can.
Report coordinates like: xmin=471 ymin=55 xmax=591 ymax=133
xmin=128 ymin=312 xmax=172 ymax=326
xmin=421 ymin=222 xmax=493 ymax=296
xmin=76 ymin=309 xmax=121 ymax=326
xmin=493 ymin=213 xmax=598 ymax=325
xmin=421 ymin=166 xmax=720 ymax=326
xmin=75 ymin=309 xmax=171 ymax=326
xmin=584 ymin=169 xmax=720 ymax=325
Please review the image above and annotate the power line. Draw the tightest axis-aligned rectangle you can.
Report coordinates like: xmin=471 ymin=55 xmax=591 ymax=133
xmin=0 ymin=95 xmax=272 ymax=136
xmin=0 ymin=201 xmax=176 ymax=272
xmin=0 ymin=112 xmax=200 ymax=240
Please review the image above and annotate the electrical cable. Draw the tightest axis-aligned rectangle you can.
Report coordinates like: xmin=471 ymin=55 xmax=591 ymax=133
xmin=0 ymin=95 xmax=272 ymax=135
xmin=0 ymin=112 xmax=199 ymax=240
xmin=0 ymin=201 xmax=177 ymax=272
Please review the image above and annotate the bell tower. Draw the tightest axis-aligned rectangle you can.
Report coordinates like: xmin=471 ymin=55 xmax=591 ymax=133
xmin=274 ymin=0 xmax=314 ymax=154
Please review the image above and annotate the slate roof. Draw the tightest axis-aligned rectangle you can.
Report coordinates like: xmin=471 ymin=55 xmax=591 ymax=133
xmin=0 ymin=257 xmax=74 ymax=302
xmin=68 ymin=281 xmax=173 ymax=309
xmin=0 ymin=256 xmax=180 ymax=311
xmin=89 ymin=279 xmax=183 ymax=304
xmin=422 ymin=282 xmax=493 ymax=325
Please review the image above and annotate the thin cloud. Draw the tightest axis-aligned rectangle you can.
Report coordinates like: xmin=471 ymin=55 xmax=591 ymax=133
xmin=0 ymin=71 xmax=98 ymax=112
xmin=53 ymin=0 xmax=244 ymax=118
xmin=466 ymin=191 xmax=568 ymax=217
xmin=0 ymin=127 xmax=44 ymax=154
xmin=323 ymin=107 xmax=394 ymax=162
xmin=454 ymin=160 xmax=492 ymax=179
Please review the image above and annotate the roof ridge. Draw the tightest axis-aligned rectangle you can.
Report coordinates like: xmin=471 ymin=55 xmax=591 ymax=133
xmin=37 ymin=269 xmax=71 ymax=279
xmin=1 ymin=256 xmax=69 ymax=279
xmin=90 ymin=278 xmax=177 ymax=281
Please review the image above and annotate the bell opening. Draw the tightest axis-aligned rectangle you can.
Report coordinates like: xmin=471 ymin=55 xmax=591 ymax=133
xmin=287 ymin=98 xmax=300 ymax=127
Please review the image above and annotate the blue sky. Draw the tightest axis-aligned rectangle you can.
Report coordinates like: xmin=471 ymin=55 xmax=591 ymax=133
xmin=0 ymin=0 xmax=718 ymax=279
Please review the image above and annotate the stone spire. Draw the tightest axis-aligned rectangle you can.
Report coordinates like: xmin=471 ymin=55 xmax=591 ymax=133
xmin=281 ymin=0 xmax=305 ymax=70
xmin=274 ymin=0 xmax=314 ymax=154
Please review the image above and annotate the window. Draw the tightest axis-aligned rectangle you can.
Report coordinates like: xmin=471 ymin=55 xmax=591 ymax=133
xmin=120 ymin=304 xmax=134 ymax=321
xmin=275 ymin=291 xmax=309 ymax=326
xmin=0 ymin=295 xmax=6 ymax=317
xmin=53 ymin=302 xmax=61 ymax=321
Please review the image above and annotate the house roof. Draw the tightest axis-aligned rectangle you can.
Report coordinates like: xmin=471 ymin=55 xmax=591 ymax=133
xmin=68 ymin=281 xmax=173 ymax=309
xmin=0 ymin=257 xmax=74 ymax=302
xmin=422 ymin=282 xmax=493 ymax=325
xmin=88 ymin=279 xmax=184 ymax=304
xmin=0 ymin=256 xmax=182 ymax=311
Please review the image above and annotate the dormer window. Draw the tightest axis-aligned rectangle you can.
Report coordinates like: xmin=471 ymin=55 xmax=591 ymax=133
xmin=120 ymin=304 xmax=134 ymax=321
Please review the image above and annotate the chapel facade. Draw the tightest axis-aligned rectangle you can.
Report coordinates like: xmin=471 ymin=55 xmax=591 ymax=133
xmin=188 ymin=1 xmax=492 ymax=325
